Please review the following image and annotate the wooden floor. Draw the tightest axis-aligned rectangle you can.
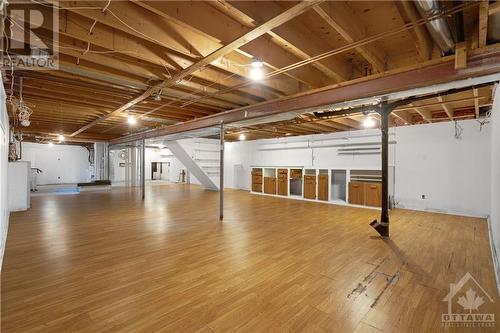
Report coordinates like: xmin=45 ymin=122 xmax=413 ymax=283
xmin=2 ymin=184 xmax=499 ymax=332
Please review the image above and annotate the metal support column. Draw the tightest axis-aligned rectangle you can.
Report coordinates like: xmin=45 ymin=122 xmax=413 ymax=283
xmin=141 ymin=139 xmax=145 ymax=201
xmin=370 ymin=104 xmax=392 ymax=237
xmin=107 ymin=145 xmax=111 ymax=181
xmin=219 ymin=122 xmax=224 ymax=221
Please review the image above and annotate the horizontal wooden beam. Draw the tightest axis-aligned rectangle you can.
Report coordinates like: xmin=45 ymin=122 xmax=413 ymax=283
xmin=69 ymin=0 xmax=323 ymax=137
xmin=109 ymin=47 xmax=500 ymax=144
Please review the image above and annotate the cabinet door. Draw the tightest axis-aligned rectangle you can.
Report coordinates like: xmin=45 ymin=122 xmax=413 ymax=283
xmin=277 ymin=175 xmax=288 ymax=196
xmin=304 ymin=175 xmax=316 ymax=199
xmin=252 ymin=174 xmax=262 ymax=185
xmin=252 ymin=183 xmax=262 ymax=192
xmin=348 ymin=182 xmax=365 ymax=205
xmin=318 ymin=174 xmax=328 ymax=201
xmin=365 ymin=183 xmax=382 ymax=207
xmin=264 ymin=177 xmax=277 ymax=194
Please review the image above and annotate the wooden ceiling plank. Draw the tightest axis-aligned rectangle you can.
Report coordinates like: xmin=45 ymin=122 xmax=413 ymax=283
xmin=392 ymin=111 xmax=413 ymax=125
xmin=394 ymin=0 xmax=433 ymax=61
xmin=227 ymin=1 xmax=350 ymax=82
xmin=479 ymin=1 xmax=489 ymax=48
xmin=313 ymin=2 xmax=387 ymax=73
xmin=436 ymin=96 xmax=454 ymax=120
xmin=68 ymin=0 xmax=325 ymax=137
xmin=473 ymin=88 xmax=480 ymax=118
xmin=132 ymin=0 xmax=330 ymax=88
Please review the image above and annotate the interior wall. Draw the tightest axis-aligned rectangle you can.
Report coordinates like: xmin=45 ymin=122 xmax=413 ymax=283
xmin=20 ymin=142 xmax=91 ymax=185
xmin=0 ymin=78 xmax=8 ymax=270
xmin=223 ymin=119 xmax=491 ymax=217
xmin=489 ymin=85 xmax=500 ymax=291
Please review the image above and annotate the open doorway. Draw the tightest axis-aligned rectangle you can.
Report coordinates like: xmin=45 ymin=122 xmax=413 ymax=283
xmin=151 ymin=162 xmax=170 ymax=181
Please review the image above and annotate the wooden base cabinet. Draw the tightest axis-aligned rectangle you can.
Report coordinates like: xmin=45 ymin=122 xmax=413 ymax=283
xmin=348 ymin=182 xmax=365 ymax=205
xmin=348 ymin=181 xmax=381 ymax=207
xmin=277 ymin=169 xmax=288 ymax=196
xmin=318 ymin=174 xmax=329 ymax=201
xmin=264 ymin=177 xmax=277 ymax=195
xmin=251 ymin=169 xmax=262 ymax=192
xmin=304 ymin=175 xmax=316 ymax=199
xmin=364 ymin=183 xmax=382 ymax=207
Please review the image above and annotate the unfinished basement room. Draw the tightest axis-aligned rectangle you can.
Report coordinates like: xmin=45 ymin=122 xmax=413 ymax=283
xmin=2 ymin=0 xmax=500 ymax=332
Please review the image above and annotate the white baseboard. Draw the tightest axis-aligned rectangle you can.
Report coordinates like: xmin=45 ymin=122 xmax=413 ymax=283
xmin=487 ymin=216 xmax=500 ymax=296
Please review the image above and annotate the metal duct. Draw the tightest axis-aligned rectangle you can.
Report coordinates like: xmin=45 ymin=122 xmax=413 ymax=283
xmin=414 ymin=0 xmax=455 ymax=55
xmin=488 ymin=9 xmax=500 ymax=44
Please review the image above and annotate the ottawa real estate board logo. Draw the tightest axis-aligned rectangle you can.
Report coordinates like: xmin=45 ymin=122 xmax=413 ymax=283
xmin=442 ymin=272 xmax=495 ymax=328
xmin=1 ymin=0 xmax=59 ymax=70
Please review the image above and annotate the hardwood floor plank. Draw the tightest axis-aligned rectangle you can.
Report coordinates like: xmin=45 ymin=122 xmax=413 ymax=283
xmin=1 ymin=184 xmax=498 ymax=332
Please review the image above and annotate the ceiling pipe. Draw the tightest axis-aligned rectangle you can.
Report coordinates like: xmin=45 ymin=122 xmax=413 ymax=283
xmin=414 ymin=0 xmax=455 ymax=55
xmin=489 ymin=8 xmax=500 ymax=44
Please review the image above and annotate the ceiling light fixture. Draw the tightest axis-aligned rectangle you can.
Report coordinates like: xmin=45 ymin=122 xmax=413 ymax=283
xmin=154 ymin=89 xmax=162 ymax=101
xmin=239 ymin=133 xmax=246 ymax=141
xmin=48 ymin=141 xmax=54 ymax=147
xmin=127 ymin=114 xmax=137 ymax=125
xmin=249 ymin=58 xmax=264 ymax=81
xmin=363 ymin=116 xmax=376 ymax=128
xmin=58 ymin=134 xmax=64 ymax=142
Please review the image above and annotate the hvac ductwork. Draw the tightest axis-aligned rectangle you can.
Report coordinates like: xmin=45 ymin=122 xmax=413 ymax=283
xmin=488 ymin=9 xmax=500 ymax=44
xmin=414 ymin=0 xmax=455 ymax=55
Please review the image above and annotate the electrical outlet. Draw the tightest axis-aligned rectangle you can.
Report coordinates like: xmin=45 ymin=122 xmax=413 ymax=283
xmin=421 ymin=194 xmax=426 ymax=200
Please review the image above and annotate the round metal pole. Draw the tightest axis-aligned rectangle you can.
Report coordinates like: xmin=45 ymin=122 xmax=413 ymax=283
xmin=219 ymin=122 xmax=224 ymax=221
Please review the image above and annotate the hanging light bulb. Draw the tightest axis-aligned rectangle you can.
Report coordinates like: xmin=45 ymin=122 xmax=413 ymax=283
xmin=48 ymin=141 xmax=54 ymax=147
xmin=239 ymin=133 xmax=246 ymax=141
xmin=154 ymin=89 xmax=162 ymax=101
xmin=127 ymin=114 xmax=137 ymax=125
xmin=363 ymin=116 xmax=375 ymax=128
xmin=249 ymin=58 xmax=264 ymax=81
xmin=58 ymin=134 xmax=64 ymax=142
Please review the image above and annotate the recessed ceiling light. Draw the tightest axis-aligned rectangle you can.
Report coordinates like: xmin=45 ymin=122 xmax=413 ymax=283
xmin=58 ymin=134 xmax=64 ymax=142
xmin=239 ymin=133 xmax=246 ymax=141
xmin=48 ymin=141 xmax=54 ymax=147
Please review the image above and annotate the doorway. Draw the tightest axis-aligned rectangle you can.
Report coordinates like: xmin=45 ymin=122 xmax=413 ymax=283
xmin=151 ymin=162 xmax=170 ymax=181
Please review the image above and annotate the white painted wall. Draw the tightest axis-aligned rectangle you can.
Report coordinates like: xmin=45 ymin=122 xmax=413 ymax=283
xmin=20 ymin=142 xmax=91 ymax=185
xmin=0 ymin=78 xmax=9 ymax=270
xmin=7 ymin=161 xmax=30 ymax=211
xmin=489 ymin=85 xmax=500 ymax=291
xmin=394 ymin=120 xmax=490 ymax=217
xmin=223 ymin=120 xmax=491 ymax=217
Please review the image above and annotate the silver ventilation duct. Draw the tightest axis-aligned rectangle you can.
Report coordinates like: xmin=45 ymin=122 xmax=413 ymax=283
xmin=414 ymin=0 xmax=455 ymax=55
xmin=488 ymin=9 xmax=500 ymax=44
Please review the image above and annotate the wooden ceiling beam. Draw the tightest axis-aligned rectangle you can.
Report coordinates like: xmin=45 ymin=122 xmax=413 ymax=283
xmin=436 ymin=96 xmax=454 ymax=120
xmin=479 ymin=1 xmax=489 ymax=48
xmin=67 ymin=0 xmax=325 ymax=137
xmin=313 ymin=2 xmax=387 ymax=72
xmin=110 ymin=48 xmax=500 ymax=144
xmin=394 ymin=0 xmax=433 ymax=61
xmin=392 ymin=111 xmax=414 ymax=125
xmin=132 ymin=0 xmax=330 ymax=88
xmin=227 ymin=1 xmax=350 ymax=82
xmin=473 ymin=88 xmax=480 ymax=118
